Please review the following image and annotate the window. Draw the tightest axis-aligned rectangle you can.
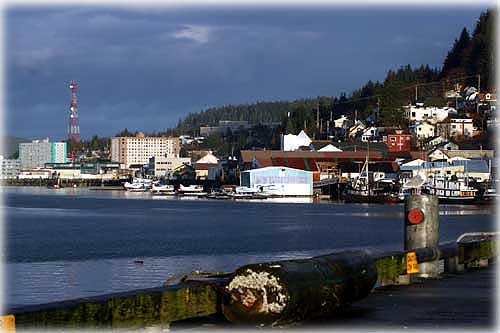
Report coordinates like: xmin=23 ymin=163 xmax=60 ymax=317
xmin=390 ymin=137 xmax=396 ymax=142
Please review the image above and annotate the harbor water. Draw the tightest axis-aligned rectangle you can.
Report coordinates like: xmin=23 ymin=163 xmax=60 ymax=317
xmin=3 ymin=186 xmax=495 ymax=308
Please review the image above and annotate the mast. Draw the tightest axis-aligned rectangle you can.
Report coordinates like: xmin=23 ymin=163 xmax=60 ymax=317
xmin=366 ymin=141 xmax=370 ymax=193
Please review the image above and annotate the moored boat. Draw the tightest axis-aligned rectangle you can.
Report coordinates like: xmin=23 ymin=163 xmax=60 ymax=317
xmin=342 ymin=157 xmax=400 ymax=204
xmin=422 ymin=176 xmax=481 ymax=204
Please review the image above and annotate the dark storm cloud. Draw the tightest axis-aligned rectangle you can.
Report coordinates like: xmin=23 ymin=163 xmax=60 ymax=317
xmin=5 ymin=6 xmax=485 ymax=140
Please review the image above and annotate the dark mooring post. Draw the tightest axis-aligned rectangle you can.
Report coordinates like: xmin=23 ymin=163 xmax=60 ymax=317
xmin=404 ymin=194 xmax=439 ymax=278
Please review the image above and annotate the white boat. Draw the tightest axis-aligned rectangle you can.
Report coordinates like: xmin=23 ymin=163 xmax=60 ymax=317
xmin=234 ymin=186 xmax=260 ymax=194
xmin=151 ymin=183 xmax=176 ymax=195
xmin=422 ymin=177 xmax=479 ymax=204
xmin=178 ymin=184 xmax=206 ymax=196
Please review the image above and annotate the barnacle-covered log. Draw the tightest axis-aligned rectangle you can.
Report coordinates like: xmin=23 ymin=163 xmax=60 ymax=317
xmin=222 ymin=250 xmax=377 ymax=326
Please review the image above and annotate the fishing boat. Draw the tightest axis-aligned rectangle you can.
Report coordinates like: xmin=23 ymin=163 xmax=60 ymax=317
xmin=422 ymin=176 xmax=480 ymax=204
xmin=206 ymin=188 xmax=232 ymax=200
xmin=343 ymin=157 xmax=400 ymax=204
xmin=151 ymin=183 xmax=176 ymax=195
xmin=178 ymin=184 xmax=207 ymax=197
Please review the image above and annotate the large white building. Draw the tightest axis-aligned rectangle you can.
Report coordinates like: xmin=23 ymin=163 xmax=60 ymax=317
xmin=0 ymin=156 xmax=21 ymax=179
xmin=19 ymin=139 xmax=67 ymax=169
xmin=111 ymin=133 xmax=180 ymax=167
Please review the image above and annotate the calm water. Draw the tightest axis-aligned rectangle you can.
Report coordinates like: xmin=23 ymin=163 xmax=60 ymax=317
xmin=3 ymin=186 xmax=495 ymax=308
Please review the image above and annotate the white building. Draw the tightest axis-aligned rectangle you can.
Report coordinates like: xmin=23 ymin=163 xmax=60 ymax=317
xmin=19 ymin=139 xmax=67 ymax=169
xmin=0 ymin=156 xmax=21 ymax=179
xmin=281 ymin=130 xmax=312 ymax=151
xmin=240 ymin=166 xmax=313 ymax=196
xmin=110 ymin=133 xmax=180 ymax=167
xmin=410 ymin=122 xmax=436 ymax=139
xmin=150 ymin=156 xmax=191 ymax=177
xmin=361 ymin=127 xmax=380 ymax=142
xmin=404 ymin=106 xmax=457 ymax=124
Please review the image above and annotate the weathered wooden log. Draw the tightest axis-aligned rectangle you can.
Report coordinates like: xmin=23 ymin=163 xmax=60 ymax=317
xmin=222 ymin=250 xmax=377 ymax=326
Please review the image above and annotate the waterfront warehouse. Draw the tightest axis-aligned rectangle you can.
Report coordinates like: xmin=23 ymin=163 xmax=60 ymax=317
xmin=240 ymin=166 xmax=313 ymax=196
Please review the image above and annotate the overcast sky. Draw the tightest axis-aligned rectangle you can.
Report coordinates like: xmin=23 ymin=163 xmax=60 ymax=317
xmin=5 ymin=5 xmax=487 ymax=140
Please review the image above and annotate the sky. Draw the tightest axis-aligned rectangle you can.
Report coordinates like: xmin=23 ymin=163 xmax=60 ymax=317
xmin=4 ymin=5 xmax=489 ymax=140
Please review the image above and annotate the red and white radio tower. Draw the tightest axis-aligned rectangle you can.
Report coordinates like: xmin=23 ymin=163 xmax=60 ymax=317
xmin=68 ymin=80 xmax=81 ymax=142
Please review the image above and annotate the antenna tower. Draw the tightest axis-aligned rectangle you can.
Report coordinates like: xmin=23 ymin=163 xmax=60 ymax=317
xmin=67 ymin=80 xmax=81 ymax=142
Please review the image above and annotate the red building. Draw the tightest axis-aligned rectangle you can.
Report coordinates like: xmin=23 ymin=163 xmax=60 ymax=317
xmin=383 ymin=129 xmax=411 ymax=152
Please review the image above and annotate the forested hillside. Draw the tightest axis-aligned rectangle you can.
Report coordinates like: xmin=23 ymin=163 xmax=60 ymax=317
xmin=174 ymin=9 xmax=495 ymax=134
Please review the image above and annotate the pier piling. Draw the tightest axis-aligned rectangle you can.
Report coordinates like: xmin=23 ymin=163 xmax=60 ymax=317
xmin=404 ymin=194 xmax=440 ymax=278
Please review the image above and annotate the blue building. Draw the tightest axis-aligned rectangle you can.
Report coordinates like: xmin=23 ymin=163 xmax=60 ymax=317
xmin=240 ymin=166 xmax=313 ymax=196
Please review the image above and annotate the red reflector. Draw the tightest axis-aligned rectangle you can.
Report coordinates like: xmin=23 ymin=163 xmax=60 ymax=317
xmin=408 ymin=208 xmax=424 ymax=224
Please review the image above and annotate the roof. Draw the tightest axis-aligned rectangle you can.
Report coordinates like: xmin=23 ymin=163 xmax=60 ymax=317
xmin=318 ymin=144 xmax=342 ymax=152
xmin=450 ymin=159 xmax=489 ymax=173
xmin=196 ymin=152 xmax=219 ymax=164
xmin=437 ymin=149 xmax=494 ymax=159
xmin=241 ymin=150 xmax=386 ymax=164
xmin=400 ymin=159 xmax=490 ymax=174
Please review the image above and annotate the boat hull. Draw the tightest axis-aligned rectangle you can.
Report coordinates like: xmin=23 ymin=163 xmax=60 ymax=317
xmin=343 ymin=192 xmax=400 ymax=204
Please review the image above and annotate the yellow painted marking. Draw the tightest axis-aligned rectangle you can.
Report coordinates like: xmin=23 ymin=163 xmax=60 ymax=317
xmin=406 ymin=252 xmax=419 ymax=274
xmin=0 ymin=314 xmax=15 ymax=332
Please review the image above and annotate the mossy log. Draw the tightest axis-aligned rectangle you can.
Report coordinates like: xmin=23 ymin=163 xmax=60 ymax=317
xmin=222 ymin=250 xmax=376 ymax=326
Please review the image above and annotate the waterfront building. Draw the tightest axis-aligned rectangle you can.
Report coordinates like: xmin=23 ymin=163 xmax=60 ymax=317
xmin=241 ymin=150 xmax=385 ymax=172
xmin=17 ymin=169 xmax=54 ymax=180
xmin=240 ymin=166 xmax=313 ymax=196
xmin=19 ymin=139 xmax=67 ymax=169
xmin=44 ymin=161 xmax=121 ymax=179
xmin=149 ymin=156 xmax=191 ymax=177
xmin=0 ymin=156 xmax=21 ymax=179
xmin=110 ymin=133 xmax=180 ymax=168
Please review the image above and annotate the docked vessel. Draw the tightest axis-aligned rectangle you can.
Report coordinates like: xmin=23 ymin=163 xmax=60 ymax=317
xmin=343 ymin=158 xmax=400 ymax=204
xmin=206 ymin=188 xmax=233 ymax=200
xmin=231 ymin=186 xmax=268 ymax=200
xmin=422 ymin=177 xmax=480 ymax=204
